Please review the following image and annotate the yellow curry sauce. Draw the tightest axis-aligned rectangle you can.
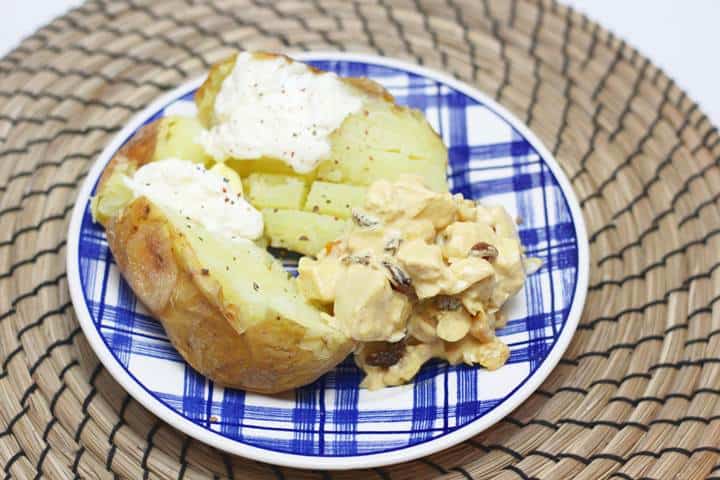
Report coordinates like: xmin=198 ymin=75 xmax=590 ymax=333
xmin=298 ymin=175 xmax=529 ymax=389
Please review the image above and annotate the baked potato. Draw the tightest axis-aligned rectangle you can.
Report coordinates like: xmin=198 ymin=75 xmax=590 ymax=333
xmin=92 ymin=124 xmax=353 ymax=394
xmin=91 ymin=52 xmax=452 ymax=393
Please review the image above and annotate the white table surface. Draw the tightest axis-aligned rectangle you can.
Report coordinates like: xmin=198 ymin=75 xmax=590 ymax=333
xmin=3 ymin=1 xmax=719 ymax=126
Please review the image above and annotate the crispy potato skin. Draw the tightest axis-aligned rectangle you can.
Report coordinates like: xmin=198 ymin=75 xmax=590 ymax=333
xmin=195 ymin=54 xmax=237 ymax=127
xmin=343 ymin=77 xmax=394 ymax=102
xmin=97 ymin=123 xmax=353 ymax=394
xmin=97 ymin=121 xmax=158 ymax=191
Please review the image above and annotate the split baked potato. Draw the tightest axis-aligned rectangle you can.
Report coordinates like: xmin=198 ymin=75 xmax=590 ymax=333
xmin=93 ymin=124 xmax=354 ymax=393
xmin=91 ymin=52 xmax=449 ymax=393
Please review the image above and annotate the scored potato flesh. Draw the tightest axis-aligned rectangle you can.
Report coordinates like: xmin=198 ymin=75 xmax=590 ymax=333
xmin=262 ymin=208 xmax=348 ymax=256
xmin=304 ymin=181 xmax=366 ymax=219
xmin=316 ymin=99 xmax=447 ymax=192
xmin=177 ymin=217 xmax=339 ymax=336
xmin=243 ymin=173 xmax=309 ymax=210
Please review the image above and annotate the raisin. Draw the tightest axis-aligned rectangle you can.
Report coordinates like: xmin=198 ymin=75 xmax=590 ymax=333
xmin=365 ymin=341 xmax=406 ymax=368
xmin=382 ymin=261 xmax=416 ymax=299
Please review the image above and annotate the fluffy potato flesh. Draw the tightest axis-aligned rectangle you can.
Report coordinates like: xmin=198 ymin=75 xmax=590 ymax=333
xmin=154 ymin=115 xmax=212 ymax=165
xmin=317 ymin=101 xmax=448 ymax=192
xmin=262 ymin=209 xmax=348 ymax=256
xmin=93 ymin=124 xmax=353 ymax=393
xmin=244 ymin=173 xmax=309 ymax=210
xmin=91 ymin=163 xmax=134 ymax=225
xmin=304 ymin=181 xmax=366 ymax=219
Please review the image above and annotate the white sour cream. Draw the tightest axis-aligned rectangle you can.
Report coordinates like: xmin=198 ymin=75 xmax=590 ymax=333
xmin=127 ymin=158 xmax=263 ymax=242
xmin=200 ymin=52 xmax=365 ymax=173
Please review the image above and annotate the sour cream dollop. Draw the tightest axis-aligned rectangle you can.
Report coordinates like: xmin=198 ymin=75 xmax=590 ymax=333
xmin=200 ymin=52 xmax=365 ymax=173
xmin=127 ymin=158 xmax=263 ymax=242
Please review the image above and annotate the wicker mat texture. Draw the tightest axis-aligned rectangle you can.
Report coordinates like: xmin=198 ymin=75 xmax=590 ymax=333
xmin=0 ymin=0 xmax=719 ymax=478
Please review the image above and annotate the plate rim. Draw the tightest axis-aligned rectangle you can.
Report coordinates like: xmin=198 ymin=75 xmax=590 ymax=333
xmin=66 ymin=51 xmax=590 ymax=470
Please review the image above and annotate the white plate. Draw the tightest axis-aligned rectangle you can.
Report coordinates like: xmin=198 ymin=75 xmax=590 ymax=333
xmin=67 ymin=53 xmax=589 ymax=469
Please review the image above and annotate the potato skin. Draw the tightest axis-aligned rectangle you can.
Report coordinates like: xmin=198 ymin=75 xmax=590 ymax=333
xmin=195 ymin=54 xmax=237 ymax=127
xmin=97 ymin=123 xmax=353 ymax=394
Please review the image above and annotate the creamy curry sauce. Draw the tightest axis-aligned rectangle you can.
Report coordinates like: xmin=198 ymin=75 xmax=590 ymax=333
xmin=298 ymin=175 xmax=531 ymax=389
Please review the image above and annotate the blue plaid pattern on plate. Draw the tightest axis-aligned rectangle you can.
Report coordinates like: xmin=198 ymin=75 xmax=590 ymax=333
xmin=71 ymin=56 xmax=585 ymax=463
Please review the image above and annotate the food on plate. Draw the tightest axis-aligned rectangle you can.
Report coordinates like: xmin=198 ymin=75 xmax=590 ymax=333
xmin=298 ymin=176 xmax=527 ymax=389
xmin=91 ymin=50 xmax=533 ymax=392
xmin=195 ymin=51 xmax=449 ymax=255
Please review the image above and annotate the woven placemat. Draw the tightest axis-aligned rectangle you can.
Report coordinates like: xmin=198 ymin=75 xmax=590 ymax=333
xmin=1 ymin=0 xmax=719 ymax=478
